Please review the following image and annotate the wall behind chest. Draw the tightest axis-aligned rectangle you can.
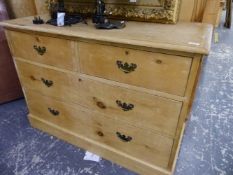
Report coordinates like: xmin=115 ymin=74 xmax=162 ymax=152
xmin=5 ymin=0 xmax=36 ymax=18
xmin=34 ymin=0 xmax=209 ymax=23
xmin=179 ymin=0 xmax=208 ymax=22
xmin=3 ymin=0 xmax=218 ymax=25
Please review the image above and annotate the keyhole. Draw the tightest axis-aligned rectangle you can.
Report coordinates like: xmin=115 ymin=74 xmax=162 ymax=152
xmin=97 ymin=131 xmax=104 ymax=137
xmin=156 ymin=60 xmax=162 ymax=64
xmin=97 ymin=101 xmax=106 ymax=109
xmin=35 ymin=36 xmax=41 ymax=42
xmin=93 ymin=97 xmax=106 ymax=109
xmin=30 ymin=75 xmax=36 ymax=81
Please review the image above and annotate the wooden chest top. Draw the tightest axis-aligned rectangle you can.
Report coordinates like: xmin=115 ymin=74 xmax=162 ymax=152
xmin=0 ymin=15 xmax=213 ymax=55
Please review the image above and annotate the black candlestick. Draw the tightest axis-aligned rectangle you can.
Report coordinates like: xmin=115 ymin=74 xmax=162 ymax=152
xmin=93 ymin=0 xmax=106 ymax=24
xmin=92 ymin=0 xmax=126 ymax=29
xmin=58 ymin=0 xmax=65 ymax=13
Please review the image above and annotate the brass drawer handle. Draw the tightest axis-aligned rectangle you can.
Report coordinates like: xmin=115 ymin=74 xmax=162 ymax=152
xmin=116 ymin=132 xmax=132 ymax=142
xmin=48 ymin=108 xmax=59 ymax=116
xmin=116 ymin=100 xmax=134 ymax=111
xmin=41 ymin=78 xmax=53 ymax=87
xmin=33 ymin=45 xmax=46 ymax=55
xmin=116 ymin=60 xmax=137 ymax=74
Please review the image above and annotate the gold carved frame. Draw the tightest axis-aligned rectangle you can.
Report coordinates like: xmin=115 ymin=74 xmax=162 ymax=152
xmin=64 ymin=0 xmax=181 ymax=24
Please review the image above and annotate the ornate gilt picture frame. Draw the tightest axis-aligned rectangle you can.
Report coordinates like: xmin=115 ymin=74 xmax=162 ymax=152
xmin=63 ymin=0 xmax=181 ymax=24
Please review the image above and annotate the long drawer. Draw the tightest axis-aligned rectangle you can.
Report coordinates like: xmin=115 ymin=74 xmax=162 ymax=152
xmin=16 ymin=60 xmax=182 ymax=137
xmin=79 ymin=42 xmax=192 ymax=96
xmin=7 ymin=31 xmax=77 ymax=71
xmin=25 ymin=90 xmax=174 ymax=168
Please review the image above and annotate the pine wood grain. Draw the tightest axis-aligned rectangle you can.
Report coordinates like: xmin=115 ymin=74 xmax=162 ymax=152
xmin=0 ymin=15 xmax=213 ymax=55
xmin=7 ymin=30 xmax=78 ymax=71
xmin=15 ymin=59 xmax=182 ymax=138
xmin=26 ymin=90 xmax=174 ymax=169
xmin=1 ymin=16 xmax=213 ymax=175
xmin=79 ymin=42 xmax=192 ymax=96
xmin=29 ymin=114 xmax=171 ymax=175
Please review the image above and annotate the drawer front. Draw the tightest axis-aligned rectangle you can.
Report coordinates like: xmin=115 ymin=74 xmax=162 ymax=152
xmin=77 ymin=76 xmax=182 ymax=137
xmin=8 ymin=31 xmax=77 ymax=71
xmin=79 ymin=42 xmax=192 ymax=96
xmin=16 ymin=60 xmax=182 ymax=137
xmin=26 ymin=90 xmax=174 ymax=168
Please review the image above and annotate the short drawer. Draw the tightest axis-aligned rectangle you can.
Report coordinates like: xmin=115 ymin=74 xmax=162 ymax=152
xmin=26 ymin=90 xmax=174 ymax=168
xmin=79 ymin=42 xmax=192 ymax=96
xmin=7 ymin=31 xmax=77 ymax=71
xmin=16 ymin=60 xmax=182 ymax=137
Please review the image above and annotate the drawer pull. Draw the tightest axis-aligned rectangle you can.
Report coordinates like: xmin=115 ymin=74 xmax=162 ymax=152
xmin=116 ymin=100 xmax=134 ymax=111
xmin=116 ymin=60 xmax=137 ymax=74
xmin=41 ymin=78 xmax=53 ymax=87
xmin=33 ymin=45 xmax=46 ymax=55
xmin=48 ymin=108 xmax=59 ymax=116
xmin=116 ymin=132 xmax=132 ymax=142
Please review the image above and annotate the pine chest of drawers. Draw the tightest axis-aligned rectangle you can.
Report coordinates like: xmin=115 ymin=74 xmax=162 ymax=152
xmin=0 ymin=16 xmax=213 ymax=175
